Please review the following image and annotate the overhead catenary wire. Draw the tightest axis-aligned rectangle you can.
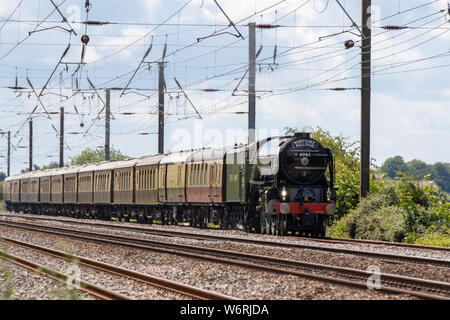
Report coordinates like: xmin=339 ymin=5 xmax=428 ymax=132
xmin=1 ymin=0 xmax=449 ymax=172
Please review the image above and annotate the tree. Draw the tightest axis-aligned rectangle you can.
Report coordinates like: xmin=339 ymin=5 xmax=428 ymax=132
xmin=20 ymin=164 xmax=41 ymax=173
xmin=0 ymin=172 xmax=5 ymax=181
xmin=432 ymin=162 xmax=450 ymax=192
xmin=70 ymin=147 xmax=128 ymax=166
xmin=41 ymin=161 xmax=60 ymax=170
xmin=380 ymin=156 xmax=406 ymax=178
xmin=405 ymin=159 xmax=429 ymax=179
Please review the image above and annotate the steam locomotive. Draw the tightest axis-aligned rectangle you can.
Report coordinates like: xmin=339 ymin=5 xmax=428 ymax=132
xmin=3 ymin=132 xmax=336 ymax=237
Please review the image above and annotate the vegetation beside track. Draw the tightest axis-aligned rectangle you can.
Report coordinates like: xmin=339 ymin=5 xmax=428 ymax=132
xmin=329 ymin=169 xmax=450 ymax=247
xmin=285 ymin=127 xmax=449 ymax=247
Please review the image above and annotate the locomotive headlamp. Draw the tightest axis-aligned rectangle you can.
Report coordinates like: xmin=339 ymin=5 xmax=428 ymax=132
xmin=281 ymin=186 xmax=288 ymax=201
xmin=327 ymin=188 xmax=332 ymax=202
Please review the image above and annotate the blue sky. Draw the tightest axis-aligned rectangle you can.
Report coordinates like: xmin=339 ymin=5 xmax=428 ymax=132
xmin=0 ymin=0 xmax=449 ymax=175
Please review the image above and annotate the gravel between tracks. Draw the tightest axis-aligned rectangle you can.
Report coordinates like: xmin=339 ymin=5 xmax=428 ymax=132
xmin=0 ymin=222 xmax=417 ymax=300
xmin=2 ymin=243 xmax=191 ymax=300
xmin=4 ymin=215 xmax=447 ymax=284
xmin=3 ymin=213 xmax=447 ymax=259
xmin=0 ymin=257 xmax=96 ymax=300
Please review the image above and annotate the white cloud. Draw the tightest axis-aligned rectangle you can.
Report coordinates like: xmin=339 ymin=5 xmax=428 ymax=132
xmin=84 ymin=46 xmax=102 ymax=64
xmin=0 ymin=2 xmax=15 ymax=15
xmin=141 ymin=0 xmax=162 ymax=17
xmin=372 ymin=93 xmax=450 ymax=164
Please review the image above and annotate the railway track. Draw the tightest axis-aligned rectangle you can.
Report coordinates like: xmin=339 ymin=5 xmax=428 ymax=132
xmin=0 ymin=219 xmax=448 ymax=300
xmin=300 ymin=236 xmax=450 ymax=252
xmin=0 ymin=250 xmax=130 ymax=300
xmin=1 ymin=212 xmax=448 ymax=267
xmin=0 ymin=234 xmax=234 ymax=300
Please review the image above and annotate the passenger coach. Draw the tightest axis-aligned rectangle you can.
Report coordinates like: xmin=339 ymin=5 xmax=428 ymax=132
xmin=4 ymin=133 xmax=337 ymax=237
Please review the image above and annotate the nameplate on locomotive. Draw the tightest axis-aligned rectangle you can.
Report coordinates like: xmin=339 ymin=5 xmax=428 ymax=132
xmin=291 ymin=139 xmax=318 ymax=150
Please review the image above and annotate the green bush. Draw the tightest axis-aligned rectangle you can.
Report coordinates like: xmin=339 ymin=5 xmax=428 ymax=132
xmin=329 ymin=192 xmax=407 ymax=242
xmin=329 ymin=174 xmax=450 ymax=246
xmin=409 ymin=229 xmax=450 ymax=247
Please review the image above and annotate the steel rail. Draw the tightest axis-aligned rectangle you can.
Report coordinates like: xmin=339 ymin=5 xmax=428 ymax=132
xmin=0 ymin=220 xmax=448 ymax=300
xmin=0 ymin=235 xmax=235 ymax=300
xmin=315 ymin=237 xmax=450 ymax=252
xmin=0 ymin=250 xmax=130 ymax=300
xmin=1 ymin=213 xmax=448 ymax=265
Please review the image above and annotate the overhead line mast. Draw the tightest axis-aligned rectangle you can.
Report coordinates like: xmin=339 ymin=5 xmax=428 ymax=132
xmin=248 ymin=22 xmax=256 ymax=145
xmin=158 ymin=62 xmax=165 ymax=154
xmin=360 ymin=0 xmax=371 ymax=198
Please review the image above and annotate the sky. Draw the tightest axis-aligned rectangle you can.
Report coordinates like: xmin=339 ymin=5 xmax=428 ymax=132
xmin=0 ymin=0 xmax=449 ymax=175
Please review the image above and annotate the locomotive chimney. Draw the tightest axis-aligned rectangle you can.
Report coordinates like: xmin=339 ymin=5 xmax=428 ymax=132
xmin=295 ymin=132 xmax=311 ymax=139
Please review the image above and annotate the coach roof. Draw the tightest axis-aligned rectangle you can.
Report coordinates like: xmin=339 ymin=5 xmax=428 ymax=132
xmin=189 ymin=147 xmax=232 ymax=163
xmin=63 ymin=165 xmax=83 ymax=175
xmin=135 ymin=154 xmax=163 ymax=167
xmin=159 ymin=150 xmax=194 ymax=165
xmin=114 ymin=158 xmax=139 ymax=169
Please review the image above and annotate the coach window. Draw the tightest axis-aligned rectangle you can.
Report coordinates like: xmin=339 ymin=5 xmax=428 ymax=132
xmin=142 ymin=170 xmax=146 ymax=190
xmin=136 ymin=170 xmax=142 ymax=190
xmin=201 ymin=164 xmax=205 ymax=185
xmin=150 ymin=169 xmax=154 ymax=190
xmin=193 ymin=164 xmax=198 ymax=186
xmin=149 ymin=169 xmax=152 ymax=189
xmin=137 ymin=170 xmax=141 ymax=190
xmin=192 ymin=165 xmax=196 ymax=186
xmin=150 ymin=169 xmax=153 ymax=190
xmin=149 ymin=169 xmax=152 ymax=190
xmin=137 ymin=170 xmax=140 ymax=190
xmin=148 ymin=169 xmax=153 ymax=190
xmin=144 ymin=170 xmax=147 ymax=190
